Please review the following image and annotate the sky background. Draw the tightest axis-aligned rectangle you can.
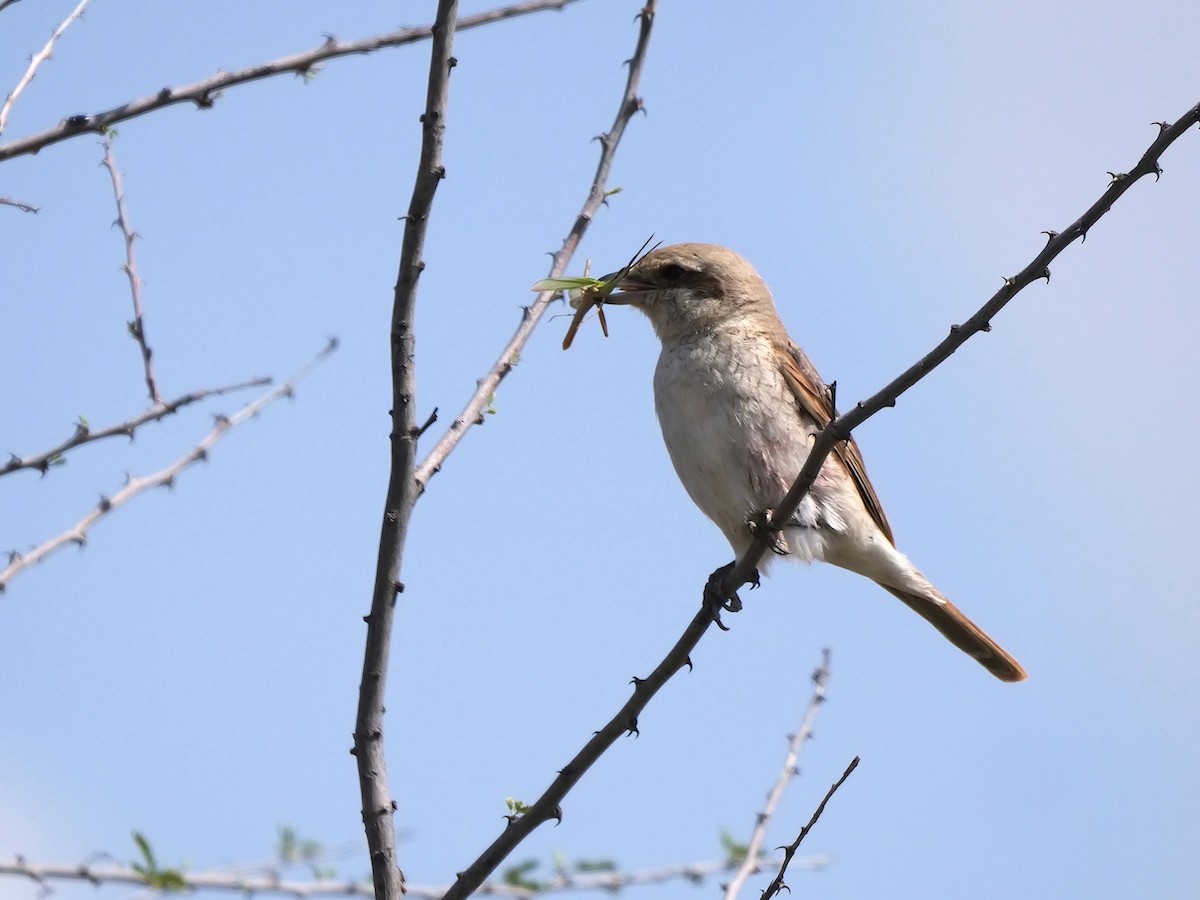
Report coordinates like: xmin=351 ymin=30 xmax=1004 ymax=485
xmin=3 ymin=2 xmax=1199 ymax=899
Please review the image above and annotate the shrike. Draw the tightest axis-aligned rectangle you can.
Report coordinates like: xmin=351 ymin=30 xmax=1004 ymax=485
xmin=603 ymin=242 xmax=1026 ymax=682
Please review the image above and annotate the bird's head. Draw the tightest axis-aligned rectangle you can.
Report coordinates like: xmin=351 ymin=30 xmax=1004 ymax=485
xmin=603 ymin=243 xmax=777 ymax=342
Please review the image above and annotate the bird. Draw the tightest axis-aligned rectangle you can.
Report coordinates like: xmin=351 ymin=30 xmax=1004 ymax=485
xmin=601 ymin=242 xmax=1026 ymax=682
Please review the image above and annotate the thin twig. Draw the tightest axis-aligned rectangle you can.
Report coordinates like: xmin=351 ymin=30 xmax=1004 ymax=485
xmin=723 ymin=650 xmax=831 ymax=900
xmin=714 ymin=102 xmax=1200 ymax=603
xmin=412 ymin=1 xmax=655 ymax=491
xmin=0 ymin=853 xmax=830 ymax=899
xmin=0 ymin=0 xmax=92 ymax=137
xmin=352 ymin=2 xmax=458 ymax=898
xmin=2 ymin=378 xmax=270 ymax=478
xmin=433 ymin=11 xmax=657 ymax=899
xmin=0 ymin=196 xmax=39 ymax=213
xmin=761 ymin=757 xmax=860 ymax=900
xmin=0 ymin=0 xmax=577 ymax=163
xmin=0 ymin=340 xmax=335 ymax=594
xmin=100 ymin=138 xmax=162 ymax=405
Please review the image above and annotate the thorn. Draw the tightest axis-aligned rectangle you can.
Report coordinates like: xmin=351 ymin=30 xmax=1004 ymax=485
xmin=625 ymin=717 xmax=639 ymax=737
xmin=1107 ymin=171 xmax=1128 ymax=185
xmin=1001 ymin=276 xmax=1016 ymax=287
xmin=1040 ymin=268 xmax=1051 ymax=284
xmin=415 ymin=407 xmax=438 ymax=438
xmin=1041 ymin=229 xmax=1059 ymax=244
xmin=1151 ymin=120 xmax=1172 ymax=132
xmin=682 ymin=655 xmax=694 ymax=672
xmin=551 ymin=805 xmax=563 ymax=825
xmin=1152 ymin=163 xmax=1163 ymax=182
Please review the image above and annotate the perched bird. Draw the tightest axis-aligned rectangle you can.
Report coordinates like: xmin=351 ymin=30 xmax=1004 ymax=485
xmin=602 ymin=243 xmax=1026 ymax=682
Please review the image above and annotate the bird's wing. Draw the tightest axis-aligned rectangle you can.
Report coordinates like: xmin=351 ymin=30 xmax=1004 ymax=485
xmin=775 ymin=336 xmax=895 ymax=545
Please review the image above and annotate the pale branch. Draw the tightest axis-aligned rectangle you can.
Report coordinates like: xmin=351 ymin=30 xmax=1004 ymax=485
xmin=0 ymin=0 xmax=577 ymax=163
xmin=100 ymin=137 xmax=162 ymax=405
xmin=411 ymin=1 xmax=656 ymax=491
xmin=0 ymin=0 xmax=92 ymax=137
xmin=352 ymin=1 xmax=458 ymax=897
xmin=1 ymin=378 xmax=270 ymax=478
xmin=0 ymin=196 xmax=39 ymax=212
xmin=0 ymin=854 xmax=830 ymax=899
xmin=714 ymin=100 xmax=1200 ymax=602
xmin=761 ymin=757 xmax=860 ymax=900
xmin=0 ymin=340 xmax=335 ymax=594
xmin=434 ymin=10 xmax=658 ymax=899
xmin=723 ymin=649 xmax=831 ymax=900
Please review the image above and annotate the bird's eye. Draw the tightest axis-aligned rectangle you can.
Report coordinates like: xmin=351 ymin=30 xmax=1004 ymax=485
xmin=659 ymin=263 xmax=687 ymax=282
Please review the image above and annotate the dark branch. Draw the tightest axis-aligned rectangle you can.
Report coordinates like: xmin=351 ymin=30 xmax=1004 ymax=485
xmin=760 ymin=757 xmax=860 ymax=900
xmin=352 ymin=2 xmax=459 ymax=899
xmin=715 ymin=100 xmax=1200 ymax=601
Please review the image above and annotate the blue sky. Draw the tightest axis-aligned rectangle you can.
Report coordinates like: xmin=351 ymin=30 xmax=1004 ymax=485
xmin=3 ymin=2 xmax=1199 ymax=898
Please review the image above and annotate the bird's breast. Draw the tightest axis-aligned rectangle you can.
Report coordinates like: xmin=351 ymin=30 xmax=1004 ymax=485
xmin=652 ymin=331 xmax=818 ymax=543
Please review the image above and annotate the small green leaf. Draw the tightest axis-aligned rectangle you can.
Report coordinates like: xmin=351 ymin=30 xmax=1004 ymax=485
xmin=719 ymin=828 xmax=751 ymax=864
xmin=505 ymin=797 xmax=532 ymax=816
xmin=132 ymin=831 xmax=155 ymax=868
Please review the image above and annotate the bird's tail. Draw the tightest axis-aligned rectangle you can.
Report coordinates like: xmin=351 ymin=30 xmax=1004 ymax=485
xmin=877 ymin=583 xmax=1027 ymax=683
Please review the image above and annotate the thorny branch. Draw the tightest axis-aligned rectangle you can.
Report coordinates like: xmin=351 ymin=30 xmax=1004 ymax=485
xmin=0 ymin=0 xmax=577 ymax=163
xmin=2 ymin=378 xmax=270 ymax=478
xmin=0 ymin=0 xmax=92 ymax=136
xmin=761 ymin=757 xmax=860 ymax=900
xmin=351 ymin=0 xmax=457 ymax=896
xmin=101 ymin=138 xmax=162 ymax=405
xmin=723 ymin=650 xmax=832 ymax=900
xmin=714 ymin=100 xmax=1200 ymax=603
xmin=0 ymin=340 xmax=335 ymax=593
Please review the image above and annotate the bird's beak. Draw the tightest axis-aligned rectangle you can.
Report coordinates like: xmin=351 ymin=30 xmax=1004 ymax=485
xmin=600 ymin=270 xmax=650 ymax=305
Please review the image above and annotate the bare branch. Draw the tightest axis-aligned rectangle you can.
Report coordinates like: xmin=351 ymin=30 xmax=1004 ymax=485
xmin=714 ymin=100 xmax=1200 ymax=602
xmin=352 ymin=1 xmax=458 ymax=897
xmin=0 ymin=0 xmax=92 ymax=137
xmin=412 ymin=0 xmax=656 ymax=490
xmin=761 ymin=757 xmax=860 ymax=900
xmin=724 ymin=650 xmax=831 ymax=900
xmin=0 ymin=0 xmax=578 ymax=163
xmin=0 ymin=196 xmax=39 ymax=213
xmin=100 ymin=138 xmax=162 ymax=405
xmin=0 ymin=340 xmax=335 ymax=594
xmin=2 ymin=378 xmax=270 ymax=479
xmin=0 ymin=853 xmax=830 ymax=899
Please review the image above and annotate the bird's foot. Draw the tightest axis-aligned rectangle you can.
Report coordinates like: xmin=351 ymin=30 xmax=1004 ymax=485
xmin=703 ymin=562 xmax=744 ymax=628
xmin=747 ymin=509 xmax=789 ymax=556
